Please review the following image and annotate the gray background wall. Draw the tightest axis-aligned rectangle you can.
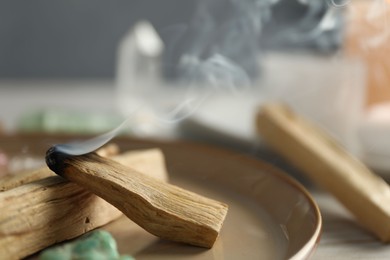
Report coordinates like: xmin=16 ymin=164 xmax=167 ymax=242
xmin=0 ymin=1 xmax=340 ymax=79
xmin=0 ymin=1 xmax=195 ymax=79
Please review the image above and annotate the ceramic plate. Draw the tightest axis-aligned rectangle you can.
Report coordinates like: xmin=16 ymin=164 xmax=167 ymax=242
xmin=105 ymin=138 xmax=322 ymax=259
xmin=1 ymin=135 xmax=321 ymax=259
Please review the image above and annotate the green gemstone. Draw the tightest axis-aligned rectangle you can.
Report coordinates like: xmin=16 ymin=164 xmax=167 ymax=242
xmin=39 ymin=230 xmax=134 ymax=260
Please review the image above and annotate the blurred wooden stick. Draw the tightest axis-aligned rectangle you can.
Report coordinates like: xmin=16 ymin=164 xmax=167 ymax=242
xmin=257 ymin=103 xmax=390 ymax=242
xmin=0 ymin=148 xmax=168 ymax=259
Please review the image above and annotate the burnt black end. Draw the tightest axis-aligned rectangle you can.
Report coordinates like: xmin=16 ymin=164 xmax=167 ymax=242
xmin=45 ymin=146 xmax=70 ymax=176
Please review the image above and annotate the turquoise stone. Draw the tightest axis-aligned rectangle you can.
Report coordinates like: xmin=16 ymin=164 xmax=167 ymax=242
xmin=39 ymin=230 xmax=134 ymax=260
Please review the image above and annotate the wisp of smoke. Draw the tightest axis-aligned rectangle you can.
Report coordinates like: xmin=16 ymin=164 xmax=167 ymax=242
xmin=327 ymin=0 xmax=350 ymax=8
xmin=54 ymin=118 xmax=131 ymax=155
xmin=56 ymin=0 xmax=348 ymax=155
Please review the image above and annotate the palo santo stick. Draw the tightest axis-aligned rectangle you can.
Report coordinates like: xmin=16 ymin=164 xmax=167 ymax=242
xmin=0 ymin=149 xmax=168 ymax=260
xmin=111 ymin=148 xmax=168 ymax=183
xmin=0 ymin=144 xmax=120 ymax=191
xmin=0 ymin=147 xmax=167 ymax=191
xmin=46 ymin=150 xmax=228 ymax=248
xmin=0 ymin=177 xmax=122 ymax=260
xmin=0 ymin=167 xmax=52 ymax=191
xmin=256 ymin=103 xmax=390 ymax=242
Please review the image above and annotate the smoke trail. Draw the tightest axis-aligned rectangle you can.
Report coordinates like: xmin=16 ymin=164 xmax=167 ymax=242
xmin=162 ymin=0 xmax=273 ymax=85
xmin=261 ymin=0 xmax=344 ymax=51
xmin=54 ymin=118 xmax=131 ymax=155
xmin=327 ymin=0 xmax=350 ymax=8
xmin=55 ymin=0 xmax=348 ymax=155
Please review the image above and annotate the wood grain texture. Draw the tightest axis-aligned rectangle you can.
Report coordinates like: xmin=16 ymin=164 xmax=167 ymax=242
xmin=51 ymin=153 xmax=228 ymax=248
xmin=0 ymin=147 xmax=167 ymax=191
xmin=0 ymin=148 xmax=168 ymax=260
xmin=0 ymin=143 xmax=120 ymax=191
xmin=256 ymin=103 xmax=390 ymax=242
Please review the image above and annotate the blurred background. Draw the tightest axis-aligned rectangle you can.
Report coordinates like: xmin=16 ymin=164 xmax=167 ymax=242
xmin=1 ymin=0 xmax=390 ymax=173
xmin=3 ymin=2 xmax=390 ymax=258
xmin=0 ymin=0 xmax=195 ymax=78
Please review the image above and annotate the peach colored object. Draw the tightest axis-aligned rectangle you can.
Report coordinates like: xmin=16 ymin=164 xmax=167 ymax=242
xmin=345 ymin=0 xmax=390 ymax=106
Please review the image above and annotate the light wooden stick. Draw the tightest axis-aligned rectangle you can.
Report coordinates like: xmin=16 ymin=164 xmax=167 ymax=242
xmin=256 ymin=103 xmax=390 ymax=242
xmin=1 ymin=146 xmax=168 ymax=191
xmin=110 ymin=149 xmax=168 ymax=183
xmin=0 ymin=148 xmax=168 ymax=260
xmin=46 ymin=150 xmax=228 ymax=248
xmin=0 ymin=167 xmax=52 ymax=191
xmin=0 ymin=143 xmax=120 ymax=191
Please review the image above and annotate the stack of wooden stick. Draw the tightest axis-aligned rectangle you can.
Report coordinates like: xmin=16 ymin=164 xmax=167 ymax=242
xmin=0 ymin=145 xmax=168 ymax=259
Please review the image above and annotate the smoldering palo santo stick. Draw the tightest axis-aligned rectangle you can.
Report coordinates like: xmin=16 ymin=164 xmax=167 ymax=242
xmin=46 ymin=147 xmax=228 ymax=248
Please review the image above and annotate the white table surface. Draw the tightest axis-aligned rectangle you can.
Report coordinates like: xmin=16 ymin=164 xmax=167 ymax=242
xmin=1 ymin=80 xmax=390 ymax=259
xmin=312 ymin=190 xmax=390 ymax=259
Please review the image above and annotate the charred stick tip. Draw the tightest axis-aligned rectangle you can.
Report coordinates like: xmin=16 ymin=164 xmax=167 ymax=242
xmin=45 ymin=146 xmax=70 ymax=176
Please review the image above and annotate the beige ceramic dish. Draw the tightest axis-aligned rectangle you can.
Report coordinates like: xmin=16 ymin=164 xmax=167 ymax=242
xmin=106 ymin=139 xmax=322 ymax=260
xmin=1 ymin=135 xmax=322 ymax=259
